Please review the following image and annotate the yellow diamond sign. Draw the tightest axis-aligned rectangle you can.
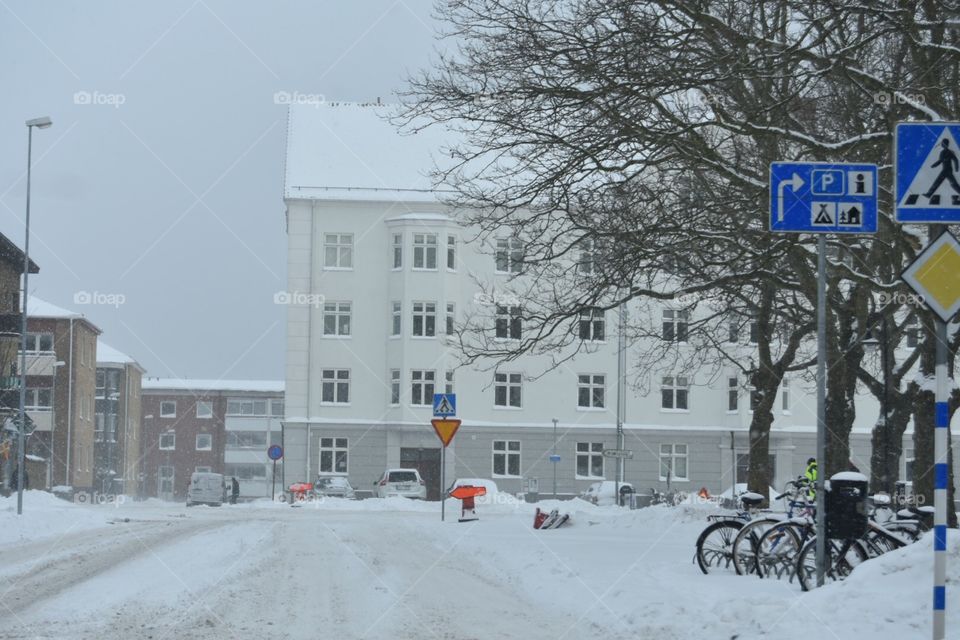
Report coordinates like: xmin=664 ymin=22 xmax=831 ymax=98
xmin=902 ymin=231 xmax=960 ymax=322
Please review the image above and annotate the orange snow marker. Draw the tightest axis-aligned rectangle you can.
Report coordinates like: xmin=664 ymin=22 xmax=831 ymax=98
xmin=450 ymin=485 xmax=486 ymax=522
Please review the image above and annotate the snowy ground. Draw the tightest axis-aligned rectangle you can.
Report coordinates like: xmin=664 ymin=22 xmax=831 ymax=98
xmin=0 ymin=490 xmax=955 ymax=639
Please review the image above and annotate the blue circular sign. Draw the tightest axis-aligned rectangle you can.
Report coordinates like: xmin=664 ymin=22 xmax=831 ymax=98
xmin=267 ymin=445 xmax=283 ymax=461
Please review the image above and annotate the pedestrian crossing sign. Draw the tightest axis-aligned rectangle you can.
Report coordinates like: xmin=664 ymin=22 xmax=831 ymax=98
xmin=895 ymin=122 xmax=960 ymax=223
xmin=432 ymin=393 xmax=456 ymax=417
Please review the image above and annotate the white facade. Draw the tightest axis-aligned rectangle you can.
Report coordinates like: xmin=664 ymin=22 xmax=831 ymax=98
xmin=282 ymin=103 xmax=930 ymax=498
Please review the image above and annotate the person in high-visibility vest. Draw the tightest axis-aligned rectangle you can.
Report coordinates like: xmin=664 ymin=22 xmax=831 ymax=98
xmin=804 ymin=457 xmax=817 ymax=499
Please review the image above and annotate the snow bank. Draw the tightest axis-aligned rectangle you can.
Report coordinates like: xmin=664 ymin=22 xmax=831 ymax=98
xmin=0 ymin=491 xmax=112 ymax=546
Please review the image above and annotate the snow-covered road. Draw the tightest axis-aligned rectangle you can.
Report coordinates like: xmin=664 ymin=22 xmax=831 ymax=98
xmin=0 ymin=492 xmax=956 ymax=639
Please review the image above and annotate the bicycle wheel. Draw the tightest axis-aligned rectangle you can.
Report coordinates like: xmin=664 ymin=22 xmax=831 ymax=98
xmin=696 ymin=520 xmax=744 ymax=574
xmin=731 ymin=517 xmax=785 ymax=576
xmin=755 ymin=522 xmax=804 ymax=580
xmin=796 ymin=537 xmax=869 ymax=591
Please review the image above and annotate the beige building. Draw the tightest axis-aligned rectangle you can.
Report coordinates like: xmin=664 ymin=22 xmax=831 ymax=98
xmin=96 ymin=340 xmax=145 ymax=496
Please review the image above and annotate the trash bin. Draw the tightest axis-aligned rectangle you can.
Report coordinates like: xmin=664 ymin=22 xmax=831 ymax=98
xmin=826 ymin=472 xmax=869 ymax=539
xmin=618 ymin=484 xmax=635 ymax=507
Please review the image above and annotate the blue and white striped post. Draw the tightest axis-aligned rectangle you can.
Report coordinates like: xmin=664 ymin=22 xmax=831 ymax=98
xmin=934 ymin=319 xmax=949 ymax=640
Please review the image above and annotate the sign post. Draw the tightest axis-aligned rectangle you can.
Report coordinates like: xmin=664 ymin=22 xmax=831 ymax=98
xmin=432 ymin=393 xmax=458 ymax=522
xmin=769 ymin=160 xmax=878 ymax=588
xmin=267 ymin=445 xmax=283 ymax=502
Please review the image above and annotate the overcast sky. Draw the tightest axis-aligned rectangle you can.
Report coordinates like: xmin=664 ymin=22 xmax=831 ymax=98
xmin=0 ymin=0 xmax=440 ymax=381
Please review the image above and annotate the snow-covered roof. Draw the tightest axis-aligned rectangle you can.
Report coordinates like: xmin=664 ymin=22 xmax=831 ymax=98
xmin=96 ymin=339 xmax=145 ymax=372
xmin=283 ymin=102 xmax=454 ymax=202
xmin=142 ymin=378 xmax=284 ymax=393
xmin=27 ymin=296 xmax=82 ymax=319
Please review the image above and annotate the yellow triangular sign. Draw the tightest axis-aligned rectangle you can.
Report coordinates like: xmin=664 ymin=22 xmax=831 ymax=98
xmin=431 ymin=418 xmax=461 ymax=447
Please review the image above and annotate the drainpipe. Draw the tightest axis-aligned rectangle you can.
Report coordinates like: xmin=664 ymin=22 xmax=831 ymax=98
xmin=305 ymin=200 xmax=316 ymax=485
xmin=65 ymin=318 xmax=74 ymax=487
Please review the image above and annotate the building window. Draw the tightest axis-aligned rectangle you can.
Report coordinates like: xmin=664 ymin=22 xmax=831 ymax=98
xmin=160 ymin=401 xmax=176 ymax=418
xmin=661 ymin=376 xmax=689 ymax=410
xmin=412 ymin=302 xmax=437 ymax=337
xmin=659 ymin=444 xmax=688 ymax=481
xmin=495 ymin=237 xmax=523 ymax=274
xmin=159 ymin=432 xmax=176 ymax=450
xmin=446 ymin=303 xmax=455 ymax=335
xmin=196 ymin=401 xmax=213 ymax=419
xmin=445 ymin=370 xmax=454 ymax=394
xmin=196 ymin=433 xmax=213 ymax=451
xmin=579 ymin=308 xmax=605 ymax=341
xmin=576 ymin=442 xmax=604 ymax=478
xmin=24 ymin=332 xmax=54 ymax=353
xmin=323 ymin=302 xmax=352 ymax=337
xmin=391 ymin=301 xmax=402 ymax=336
xmin=492 ymin=440 xmax=521 ymax=477
xmin=226 ymin=399 xmax=268 ymax=416
xmin=271 ymin=399 xmax=284 ymax=416
xmin=411 ymin=370 xmax=435 ymax=406
xmin=319 ymin=437 xmax=348 ymax=474
xmin=727 ymin=377 xmax=738 ymax=412
xmin=905 ymin=315 xmax=919 ymax=348
xmin=321 ymin=369 xmax=350 ymax=404
xmin=392 ymin=233 xmax=403 ymax=269
xmin=413 ymin=233 xmax=438 ymax=269
xmin=781 ymin=381 xmax=790 ymax=413
xmin=447 ymin=235 xmax=457 ymax=270
xmin=25 ymin=388 xmax=52 ymax=411
xmin=662 ymin=310 xmax=689 ymax=342
xmin=158 ymin=466 xmax=175 ymax=494
xmin=577 ymin=375 xmax=605 ymax=409
xmin=324 ymin=233 xmax=353 ymax=269
xmin=224 ymin=463 xmax=267 ymax=480
xmin=494 ymin=372 xmax=522 ymax=408
xmin=495 ymin=305 xmax=522 ymax=340
xmin=226 ymin=432 xmax=267 ymax=449
xmin=749 ymin=320 xmax=759 ymax=344
xmin=578 ymin=238 xmax=596 ymax=274
xmin=390 ymin=369 xmax=400 ymax=405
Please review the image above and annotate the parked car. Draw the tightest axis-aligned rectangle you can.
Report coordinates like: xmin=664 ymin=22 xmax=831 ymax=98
xmin=187 ymin=472 xmax=227 ymax=507
xmin=314 ymin=476 xmax=355 ymax=499
xmin=581 ymin=480 xmax=634 ymax=506
xmin=375 ymin=468 xmax=427 ymax=499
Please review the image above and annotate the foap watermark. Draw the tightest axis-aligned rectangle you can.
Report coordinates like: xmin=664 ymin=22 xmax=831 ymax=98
xmin=74 ymin=291 xmax=126 ymax=308
xmin=274 ymin=291 xmax=324 ymax=307
xmin=878 ymin=291 xmax=925 ymax=306
xmin=473 ymin=291 xmax=523 ymax=307
xmin=274 ymin=91 xmax=326 ymax=107
xmin=873 ymin=91 xmax=926 ymax=107
xmin=73 ymin=90 xmax=126 ymax=108
xmin=74 ymin=491 xmax=126 ymax=507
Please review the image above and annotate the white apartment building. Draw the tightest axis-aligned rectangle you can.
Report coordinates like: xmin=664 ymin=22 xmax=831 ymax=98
xmin=281 ymin=102 xmax=935 ymax=499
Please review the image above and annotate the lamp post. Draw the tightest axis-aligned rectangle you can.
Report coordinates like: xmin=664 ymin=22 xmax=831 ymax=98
xmin=18 ymin=116 xmax=52 ymax=515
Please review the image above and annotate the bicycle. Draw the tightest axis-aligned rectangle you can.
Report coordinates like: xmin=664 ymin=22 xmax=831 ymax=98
xmin=695 ymin=492 xmax=765 ymax=574
xmin=733 ymin=479 xmax=814 ymax=577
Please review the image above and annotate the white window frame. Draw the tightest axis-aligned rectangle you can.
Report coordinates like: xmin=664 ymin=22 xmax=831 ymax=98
xmin=412 ymin=301 xmax=437 ymax=338
xmin=392 ymin=233 xmax=403 ymax=270
xmin=159 ymin=432 xmax=176 ymax=451
xmin=662 ymin=309 xmax=689 ymax=342
xmin=446 ymin=302 xmax=455 ymax=335
xmin=578 ymin=238 xmax=596 ymax=274
xmin=659 ymin=444 xmax=689 ymax=481
xmin=25 ymin=388 xmax=52 ymax=411
xmin=160 ymin=400 xmax=176 ymax=418
xmin=323 ymin=233 xmax=353 ymax=269
xmin=495 ymin=305 xmax=522 ymax=340
xmin=445 ymin=370 xmax=454 ymax=395
xmin=492 ymin=440 xmax=521 ymax=478
xmin=196 ymin=433 xmax=213 ymax=451
xmin=447 ymin=234 xmax=457 ymax=271
xmin=413 ymin=233 xmax=438 ymax=270
xmin=661 ymin=376 xmax=689 ymax=412
xmin=494 ymin=372 xmax=522 ymax=408
xmin=158 ymin=466 xmax=175 ymax=494
xmin=196 ymin=400 xmax=213 ymax=419
xmin=391 ymin=301 xmax=402 ymax=337
xmin=575 ymin=442 xmax=604 ymax=479
xmin=321 ymin=369 xmax=351 ymax=405
xmin=318 ymin=437 xmax=349 ymax=475
xmin=781 ymin=380 xmax=791 ymax=414
xmin=410 ymin=370 xmax=435 ymax=406
xmin=24 ymin=332 xmax=54 ymax=353
xmin=495 ymin=237 xmax=523 ymax=274
xmin=390 ymin=369 xmax=400 ymax=406
xmin=577 ymin=374 xmax=605 ymax=410
xmin=322 ymin=301 xmax=352 ymax=337
xmin=579 ymin=308 xmax=605 ymax=342
xmin=727 ymin=377 xmax=738 ymax=412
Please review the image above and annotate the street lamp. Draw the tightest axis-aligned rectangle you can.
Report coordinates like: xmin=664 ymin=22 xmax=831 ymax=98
xmin=18 ymin=116 xmax=52 ymax=515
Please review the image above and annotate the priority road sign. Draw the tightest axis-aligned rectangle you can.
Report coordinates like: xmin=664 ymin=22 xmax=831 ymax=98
xmin=431 ymin=418 xmax=461 ymax=447
xmin=432 ymin=393 xmax=456 ymax=417
xmin=895 ymin=122 xmax=960 ymax=223
xmin=901 ymin=230 xmax=960 ymax=322
xmin=769 ymin=162 xmax=878 ymax=233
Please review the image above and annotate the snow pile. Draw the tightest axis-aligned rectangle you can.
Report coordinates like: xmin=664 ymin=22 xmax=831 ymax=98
xmin=0 ymin=490 xmax=112 ymax=546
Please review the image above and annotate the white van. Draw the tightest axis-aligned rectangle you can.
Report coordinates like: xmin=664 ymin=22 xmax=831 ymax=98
xmin=187 ymin=472 xmax=227 ymax=507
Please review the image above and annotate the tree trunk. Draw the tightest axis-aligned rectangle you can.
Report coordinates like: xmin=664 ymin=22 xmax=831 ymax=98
xmin=868 ymin=387 xmax=914 ymax=496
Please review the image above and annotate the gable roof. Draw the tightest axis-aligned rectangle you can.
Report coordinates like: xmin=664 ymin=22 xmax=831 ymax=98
xmin=0 ymin=232 xmax=39 ymax=273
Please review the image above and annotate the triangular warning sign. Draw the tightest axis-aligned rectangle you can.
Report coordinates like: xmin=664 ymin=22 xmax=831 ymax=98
xmin=431 ymin=418 xmax=461 ymax=447
xmin=899 ymin=128 xmax=960 ymax=208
